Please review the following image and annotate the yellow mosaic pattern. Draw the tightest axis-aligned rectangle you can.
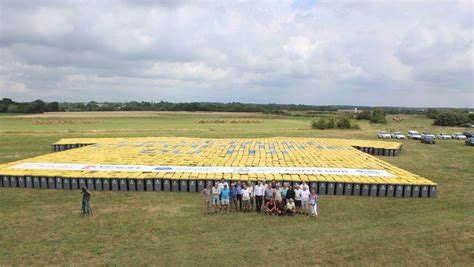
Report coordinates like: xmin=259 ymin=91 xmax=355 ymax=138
xmin=0 ymin=137 xmax=435 ymax=185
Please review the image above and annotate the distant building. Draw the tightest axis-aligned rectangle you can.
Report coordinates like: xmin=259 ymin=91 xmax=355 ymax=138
xmin=337 ymin=108 xmax=363 ymax=114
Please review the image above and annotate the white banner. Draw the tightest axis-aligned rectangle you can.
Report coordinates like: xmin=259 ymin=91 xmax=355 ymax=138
xmin=10 ymin=162 xmax=394 ymax=177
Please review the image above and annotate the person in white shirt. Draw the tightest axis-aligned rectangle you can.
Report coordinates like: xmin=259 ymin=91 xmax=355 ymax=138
xmin=300 ymin=186 xmax=311 ymax=216
xmin=294 ymin=185 xmax=302 ymax=213
xmin=219 ymin=178 xmax=229 ymax=190
xmin=241 ymin=184 xmax=251 ymax=212
xmin=253 ymin=180 xmax=265 ymax=213
xmin=246 ymin=182 xmax=254 ymax=211
xmin=211 ymin=183 xmax=221 ymax=213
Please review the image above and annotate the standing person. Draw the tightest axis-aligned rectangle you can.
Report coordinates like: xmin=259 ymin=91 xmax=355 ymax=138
xmin=300 ymin=186 xmax=311 ymax=216
xmin=241 ymin=184 xmax=251 ymax=212
xmin=274 ymin=184 xmax=284 ymax=212
xmin=220 ymin=184 xmax=230 ymax=213
xmin=230 ymin=183 xmax=238 ymax=212
xmin=211 ymin=183 xmax=221 ymax=213
xmin=236 ymin=181 xmax=243 ymax=211
xmin=254 ymin=180 xmax=265 ymax=213
xmin=201 ymin=184 xmax=212 ymax=214
xmin=219 ymin=178 xmax=228 ymax=190
xmin=310 ymin=190 xmax=318 ymax=218
xmin=81 ymin=186 xmax=92 ymax=216
xmin=286 ymin=185 xmax=295 ymax=204
xmin=282 ymin=183 xmax=289 ymax=206
xmin=294 ymin=185 xmax=302 ymax=214
xmin=247 ymin=182 xmax=254 ymax=211
xmin=264 ymin=183 xmax=274 ymax=206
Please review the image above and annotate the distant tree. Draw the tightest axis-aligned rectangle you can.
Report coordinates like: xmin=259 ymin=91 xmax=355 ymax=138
xmin=337 ymin=118 xmax=352 ymax=129
xmin=370 ymin=108 xmax=387 ymax=124
xmin=425 ymin=108 xmax=440 ymax=119
xmin=434 ymin=111 xmax=470 ymax=126
xmin=25 ymin=99 xmax=46 ymax=113
xmin=356 ymin=109 xmax=371 ymax=120
xmin=46 ymin=102 xmax=60 ymax=112
xmin=468 ymin=113 xmax=474 ymax=123
xmin=326 ymin=118 xmax=336 ymax=128
xmin=312 ymin=118 xmax=328 ymax=129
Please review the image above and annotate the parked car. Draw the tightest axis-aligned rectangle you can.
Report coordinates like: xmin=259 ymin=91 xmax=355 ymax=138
xmin=421 ymin=135 xmax=436 ymax=144
xmin=452 ymin=133 xmax=467 ymax=140
xmin=437 ymin=133 xmax=452 ymax=140
xmin=377 ymin=131 xmax=391 ymax=139
xmin=391 ymin=132 xmax=405 ymax=139
xmin=421 ymin=132 xmax=436 ymax=139
xmin=466 ymin=138 xmax=474 ymax=146
xmin=463 ymin=132 xmax=474 ymax=138
xmin=407 ymin=130 xmax=422 ymax=140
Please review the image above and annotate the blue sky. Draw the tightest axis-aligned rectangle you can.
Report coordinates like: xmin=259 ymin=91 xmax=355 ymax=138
xmin=0 ymin=0 xmax=472 ymax=107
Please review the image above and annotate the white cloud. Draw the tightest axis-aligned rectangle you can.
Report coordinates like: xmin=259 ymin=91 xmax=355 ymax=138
xmin=0 ymin=0 xmax=472 ymax=107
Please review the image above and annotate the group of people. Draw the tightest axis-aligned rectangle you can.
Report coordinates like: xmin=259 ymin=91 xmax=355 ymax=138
xmin=202 ymin=179 xmax=318 ymax=218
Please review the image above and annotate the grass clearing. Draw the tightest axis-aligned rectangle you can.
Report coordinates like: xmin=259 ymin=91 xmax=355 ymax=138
xmin=0 ymin=112 xmax=473 ymax=265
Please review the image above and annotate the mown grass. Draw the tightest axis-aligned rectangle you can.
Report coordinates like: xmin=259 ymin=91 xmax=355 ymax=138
xmin=0 ymin=112 xmax=473 ymax=266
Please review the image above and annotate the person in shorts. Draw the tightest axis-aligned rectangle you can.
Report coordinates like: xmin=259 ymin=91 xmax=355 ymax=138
xmin=220 ymin=184 xmax=230 ymax=213
xmin=201 ymin=184 xmax=211 ymax=214
xmin=300 ymin=185 xmax=311 ymax=216
xmin=211 ymin=183 xmax=221 ymax=213
xmin=294 ymin=185 xmax=302 ymax=213
xmin=241 ymin=184 xmax=251 ymax=212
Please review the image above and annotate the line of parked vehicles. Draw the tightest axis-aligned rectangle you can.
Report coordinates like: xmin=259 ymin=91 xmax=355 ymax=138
xmin=377 ymin=130 xmax=474 ymax=146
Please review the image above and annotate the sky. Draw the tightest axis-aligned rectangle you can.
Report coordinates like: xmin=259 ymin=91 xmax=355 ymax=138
xmin=0 ymin=0 xmax=472 ymax=107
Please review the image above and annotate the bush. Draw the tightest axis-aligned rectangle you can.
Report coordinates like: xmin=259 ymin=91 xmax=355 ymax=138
xmin=311 ymin=117 xmax=359 ymax=130
xmin=356 ymin=110 xmax=371 ymax=120
xmin=312 ymin=118 xmax=329 ymax=129
xmin=434 ymin=111 xmax=470 ymax=126
xmin=370 ymin=108 xmax=387 ymax=124
xmin=337 ymin=118 xmax=352 ymax=129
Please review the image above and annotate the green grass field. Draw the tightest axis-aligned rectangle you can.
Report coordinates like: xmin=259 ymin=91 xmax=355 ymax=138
xmin=0 ymin=112 xmax=473 ymax=266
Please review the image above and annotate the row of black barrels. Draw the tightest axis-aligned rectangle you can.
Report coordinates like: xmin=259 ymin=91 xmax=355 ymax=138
xmin=352 ymin=146 xmax=401 ymax=156
xmin=51 ymin=144 xmax=93 ymax=152
xmin=1 ymin=175 xmax=437 ymax=198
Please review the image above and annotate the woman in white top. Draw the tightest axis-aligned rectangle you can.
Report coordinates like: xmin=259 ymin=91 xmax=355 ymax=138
xmin=300 ymin=186 xmax=311 ymax=216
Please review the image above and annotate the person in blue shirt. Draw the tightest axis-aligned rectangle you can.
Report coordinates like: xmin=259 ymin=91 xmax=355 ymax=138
xmin=229 ymin=183 xmax=238 ymax=212
xmin=220 ymin=184 xmax=231 ymax=213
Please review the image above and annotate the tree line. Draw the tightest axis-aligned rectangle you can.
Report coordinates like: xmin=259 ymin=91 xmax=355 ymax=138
xmin=1 ymin=98 xmax=472 ymax=116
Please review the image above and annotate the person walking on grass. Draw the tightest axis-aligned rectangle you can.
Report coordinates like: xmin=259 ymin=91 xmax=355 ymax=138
xmin=81 ymin=186 xmax=92 ymax=216
xmin=220 ymin=184 xmax=230 ymax=213
xmin=254 ymin=180 xmax=265 ymax=213
xmin=201 ymin=184 xmax=211 ymax=214
xmin=211 ymin=183 xmax=221 ymax=213
xmin=310 ymin=190 xmax=318 ymax=218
